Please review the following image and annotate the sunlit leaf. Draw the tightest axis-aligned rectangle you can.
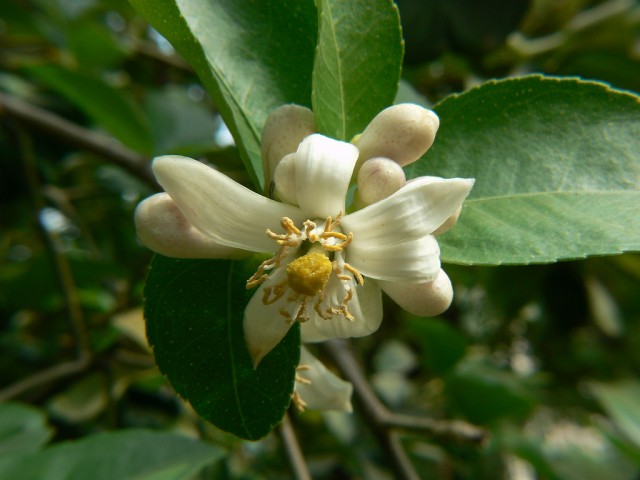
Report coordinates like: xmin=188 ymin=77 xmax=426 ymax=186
xmin=312 ymin=0 xmax=403 ymax=140
xmin=128 ymin=0 xmax=317 ymax=189
xmin=0 ymin=430 xmax=224 ymax=480
xmin=406 ymin=76 xmax=640 ymax=264
xmin=0 ymin=403 xmax=52 ymax=456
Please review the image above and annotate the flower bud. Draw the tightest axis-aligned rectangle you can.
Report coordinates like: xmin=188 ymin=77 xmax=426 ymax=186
xmin=134 ymin=193 xmax=245 ymax=259
xmin=356 ymin=157 xmax=406 ymax=207
xmin=272 ymin=153 xmax=298 ymax=205
xmin=356 ymin=103 xmax=439 ymax=170
xmin=261 ymin=104 xmax=315 ymax=188
xmin=378 ymin=269 xmax=453 ymax=317
xmin=432 ymin=206 xmax=462 ymax=236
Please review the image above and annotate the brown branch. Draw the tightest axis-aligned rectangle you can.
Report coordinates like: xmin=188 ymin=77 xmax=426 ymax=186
xmin=0 ymin=359 xmax=90 ymax=402
xmin=278 ymin=413 xmax=312 ymax=480
xmin=323 ymin=339 xmax=487 ymax=479
xmin=0 ymin=91 xmax=160 ymax=190
xmin=0 ymin=129 xmax=94 ymax=401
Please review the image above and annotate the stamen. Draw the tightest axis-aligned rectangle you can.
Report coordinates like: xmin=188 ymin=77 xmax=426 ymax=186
xmin=291 ymin=391 xmax=307 ymax=412
xmin=344 ymin=262 xmax=365 ymax=285
xmin=281 ymin=217 xmax=302 ymax=236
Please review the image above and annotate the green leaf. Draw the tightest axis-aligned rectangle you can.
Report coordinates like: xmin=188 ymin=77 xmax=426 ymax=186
xmin=405 ymin=315 xmax=467 ymax=374
xmin=445 ymin=359 xmax=536 ymax=423
xmin=128 ymin=0 xmax=317 ymax=189
xmin=25 ymin=64 xmax=154 ymax=154
xmin=145 ymin=256 xmax=300 ymax=440
xmin=0 ymin=403 xmax=53 ymax=456
xmin=405 ymin=75 xmax=640 ymax=264
xmin=590 ymin=380 xmax=640 ymax=449
xmin=0 ymin=430 xmax=224 ymax=480
xmin=312 ymin=0 xmax=403 ymax=140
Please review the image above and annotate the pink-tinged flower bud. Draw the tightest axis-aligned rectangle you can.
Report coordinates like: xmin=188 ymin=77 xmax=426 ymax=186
xmin=261 ymin=104 xmax=315 ymax=188
xmin=273 ymin=153 xmax=298 ymax=205
xmin=134 ymin=193 xmax=245 ymax=259
xmin=355 ymin=103 xmax=439 ymax=169
xmin=378 ymin=269 xmax=453 ymax=317
xmin=432 ymin=205 xmax=462 ymax=236
xmin=356 ymin=157 xmax=406 ymax=207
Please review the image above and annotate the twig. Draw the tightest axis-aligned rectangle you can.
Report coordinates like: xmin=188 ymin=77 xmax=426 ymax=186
xmin=323 ymin=339 xmax=486 ymax=479
xmin=323 ymin=340 xmax=486 ymax=444
xmin=0 ymin=91 xmax=159 ymax=190
xmin=0 ymin=359 xmax=90 ymax=402
xmin=0 ymin=128 xmax=94 ymax=401
xmin=278 ymin=413 xmax=312 ymax=480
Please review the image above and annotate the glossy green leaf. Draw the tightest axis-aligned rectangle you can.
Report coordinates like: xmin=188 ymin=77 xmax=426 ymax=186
xmin=0 ymin=430 xmax=224 ymax=480
xmin=312 ymin=0 xmax=403 ymax=140
xmin=590 ymin=380 xmax=640 ymax=449
xmin=26 ymin=64 xmax=154 ymax=154
xmin=0 ymin=403 xmax=52 ymax=456
xmin=129 ymin=0 xmax=317 ymax=189
xmin=145 ymin=256 xmax=300 ymax=440
xmin=405 ymin=76 xmax=640 ymax=264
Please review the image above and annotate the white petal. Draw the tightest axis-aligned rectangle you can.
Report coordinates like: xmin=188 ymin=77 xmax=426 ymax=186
xmin=341 ymin=177 xmax=474 ymax=248
xmin=301 ymin=276 xmax=383 ymax=342
xmin=295 ymin=134 xmax=359 ymax=219
xmin=243 ymin=268 xmax=296 ymax=367
xmin=295 ymin=347 xmax=353 ymax=412
xmin=152 ymin=155 xmax=304 ymax=252
xmin=134 ymin=193 xmax=246 ymax=259
xmin=347 ymin=235 xmax=441 ymax=283
xmin=378 ymin=269 xmax=453 ymax=317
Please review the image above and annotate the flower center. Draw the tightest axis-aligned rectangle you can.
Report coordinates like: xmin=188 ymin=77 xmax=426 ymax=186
xmin=287 ymin=251 xmax=332 ymax=296
xmin=245 ymin=214 xmax=364 ymax=324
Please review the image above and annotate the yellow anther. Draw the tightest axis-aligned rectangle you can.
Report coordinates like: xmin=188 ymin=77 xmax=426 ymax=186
xmin=287 ymin=252 xmax=332 ymax=296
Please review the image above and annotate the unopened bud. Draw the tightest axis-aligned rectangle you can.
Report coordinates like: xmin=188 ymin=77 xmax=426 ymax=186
xmin=378 ymin=269 xmax=453 ymax=317
xmin=261 ymin=104 xmax=315 ymax=188
xmin=134 ymin=193 xmax=244 ymax=259
xmin=273 ymin=153 xmax=298 ymax=205
xmin=356 ymin=157 xmax=406 ymax=207
xmin=356 ymin=104 xmax=439 ymax=170
xmin=432 ymin=206 xmax=462 ymax=236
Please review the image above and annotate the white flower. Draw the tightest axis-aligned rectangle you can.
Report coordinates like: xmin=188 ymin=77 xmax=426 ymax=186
xmin=136 ymin=132 xmax=474 ymax=367
xmin=292 ymin=347 xmax=353 ymax=412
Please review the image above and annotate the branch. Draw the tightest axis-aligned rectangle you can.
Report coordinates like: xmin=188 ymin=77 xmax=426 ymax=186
xmin=323 ymin=339 xmax=487 ymax=479
xmin=0 ymin=91 xmax=160 ymax=190
xmin=278 ymin=413 xmax=312 ymax=480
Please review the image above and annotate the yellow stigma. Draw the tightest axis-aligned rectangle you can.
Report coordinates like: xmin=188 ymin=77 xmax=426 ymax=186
xmin=287 ymin=252 xmax=332 ymax=296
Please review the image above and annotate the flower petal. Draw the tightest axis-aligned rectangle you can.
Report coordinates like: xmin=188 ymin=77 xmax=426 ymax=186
xmin=134 ymin=193 xmax=246 ymax=259
xmin=378 ymin=268 xmax=453 ymax=317
xmin=295 ymin=134 xmax=359 ymax=219
xmin=243 ymin=267 xmax=296 ymax=367
xmin=341 ymin=177 xmax=474 ymax=248
xmin=347 ymin=235 xmax=441 ymax=283
xmin=152 ymin=155 xmax=304 ymax=252
xmin=295 ymin=347 xmax=353 ymax=412
xmin=301 ymin=277 xmax=383 ymax=342
xmin=346 ymin=235 xmax=440 ymax=283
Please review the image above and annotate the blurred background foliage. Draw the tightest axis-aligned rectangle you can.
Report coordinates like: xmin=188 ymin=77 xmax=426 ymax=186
xmin=0 ymin=0 xmax=639 ymax=478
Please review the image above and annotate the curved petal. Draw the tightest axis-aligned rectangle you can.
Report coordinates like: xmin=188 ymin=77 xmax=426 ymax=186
xmin=295 ymin=347 xmax=353 ymax=412
xmin=341 ymin=177 xmax=474 ymax=248
xmin=243 ymin=267 xmax=297 ymax=367
xmin=135 ymin=193 xmax=246 ymax=259
xmin=378 ymin=269 xmax=453 ymax=317
xmin=301 ymin=277 xmax=383 ymax=342
xmin=295 ymin=134 xmax=359 ymax=219
xmin=153 ymin=155 xmax=304 ymax=252
xmin=347 ymin=235 xmax=441 ymax=283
